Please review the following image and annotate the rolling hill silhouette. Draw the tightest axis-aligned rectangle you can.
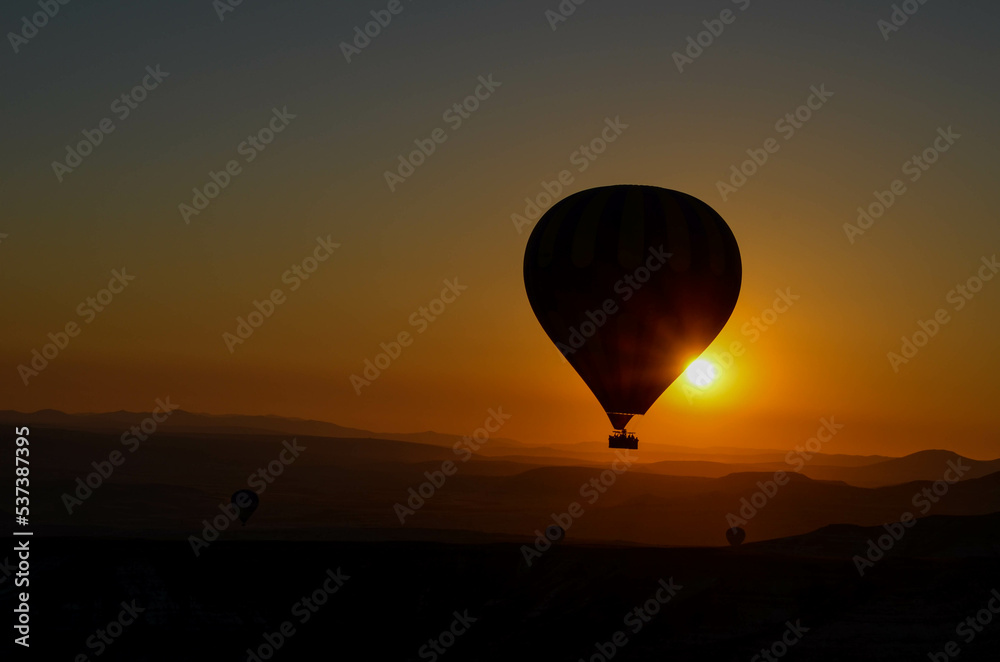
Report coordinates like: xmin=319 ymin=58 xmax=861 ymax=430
xmin=7 ymin=411 xmax=999 ymax=661
xmin=5 ymin=411 xmax=998 ymax=548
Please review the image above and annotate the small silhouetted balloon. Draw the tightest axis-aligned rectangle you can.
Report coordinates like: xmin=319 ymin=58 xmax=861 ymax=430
xmin=726 ymin=526 xmax=746 ymax=547
xmin=231 ymin=489 xmax=259 ymax=525
xmin=546 ymin=525 xmax=566 ymax=543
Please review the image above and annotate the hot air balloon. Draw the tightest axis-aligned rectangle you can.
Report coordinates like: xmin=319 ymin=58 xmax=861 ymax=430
xmin=231 ymin=489 xmax=260 ymax=525
xmin=726 ymin=526 xmax=746 ymax=547
xmin=523 ymin=185 xmax=741 ymax=449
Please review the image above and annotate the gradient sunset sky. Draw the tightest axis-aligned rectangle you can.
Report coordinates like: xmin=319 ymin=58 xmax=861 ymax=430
xmin=2 ymin=0 xmax=998 ymax=457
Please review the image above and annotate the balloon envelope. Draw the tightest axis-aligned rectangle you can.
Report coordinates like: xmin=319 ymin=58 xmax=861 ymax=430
xmin=523 ymin=185 xmax=742 ymax=429
xmin=231 ymin=489 xmax=260 ymax=525
xmin=726 ymin=526 xmax=746 ymax=547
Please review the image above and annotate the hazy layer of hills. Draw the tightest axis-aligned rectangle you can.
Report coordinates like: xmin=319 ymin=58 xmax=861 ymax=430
xmin=3 ymin=409 xmax=998 ymax=548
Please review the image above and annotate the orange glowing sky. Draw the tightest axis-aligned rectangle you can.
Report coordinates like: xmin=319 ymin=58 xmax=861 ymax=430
xmin=2 ymin=0 xmax=998 ymax=458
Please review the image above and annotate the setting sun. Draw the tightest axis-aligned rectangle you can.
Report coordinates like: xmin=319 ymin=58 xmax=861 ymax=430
xmin=684 ymin=358 xmax=718 ymax=388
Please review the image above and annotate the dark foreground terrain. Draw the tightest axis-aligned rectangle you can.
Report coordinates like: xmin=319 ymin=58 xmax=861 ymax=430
xmin=15 ymin=517 xmax=1000 ymax=661
xmin=5 ymin=416 xmax=999 ymax=659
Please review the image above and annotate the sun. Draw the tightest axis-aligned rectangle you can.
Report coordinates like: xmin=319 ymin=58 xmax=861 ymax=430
xmin=684 ymin=358 xmax=718 ymax=388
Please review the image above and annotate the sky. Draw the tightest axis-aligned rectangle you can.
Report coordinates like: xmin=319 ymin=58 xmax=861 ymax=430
xmin=2 ymin=0 xmax=999 ymax=458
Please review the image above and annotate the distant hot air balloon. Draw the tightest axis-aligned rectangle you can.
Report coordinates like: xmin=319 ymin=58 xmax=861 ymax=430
xmin=231 ymin=489 xmax=260 ymax=525
xmin=726 ymin=526 xmax=746 ymax=547
xmin=523 ymin=185 xmax=742 ymax=448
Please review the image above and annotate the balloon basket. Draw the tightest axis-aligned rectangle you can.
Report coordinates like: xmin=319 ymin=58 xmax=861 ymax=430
xmin=608 ymin=430 xmax=638 ymax=449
